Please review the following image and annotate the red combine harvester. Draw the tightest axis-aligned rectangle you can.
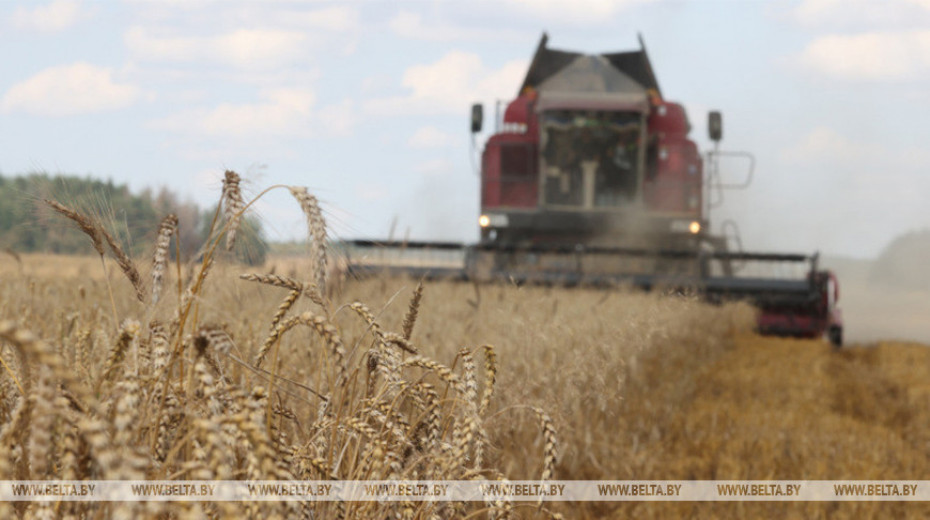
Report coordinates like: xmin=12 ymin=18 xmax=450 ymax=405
xmin=347 ymin=34 xmax=843 ymax=347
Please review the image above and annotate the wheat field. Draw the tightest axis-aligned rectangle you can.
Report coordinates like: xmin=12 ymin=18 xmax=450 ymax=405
xmin=0 ymin=173 xmax=927 ymax=519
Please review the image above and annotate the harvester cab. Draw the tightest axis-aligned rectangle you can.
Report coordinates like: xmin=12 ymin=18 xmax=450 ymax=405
xmin=347 ymin=33 xmax=843 ymax=347
xmin=471 ymin=33 xmax=720 ymax=283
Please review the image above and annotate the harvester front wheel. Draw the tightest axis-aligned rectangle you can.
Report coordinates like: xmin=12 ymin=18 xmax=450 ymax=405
xmin=828 ymin=325 xmax=843 ymax=349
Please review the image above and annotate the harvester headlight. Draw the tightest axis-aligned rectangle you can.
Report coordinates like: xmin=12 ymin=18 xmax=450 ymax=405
xmin=689 ymin=221 xmax=701 ymax=234
xmin=479 ymin=213 xmax=509 ymax=228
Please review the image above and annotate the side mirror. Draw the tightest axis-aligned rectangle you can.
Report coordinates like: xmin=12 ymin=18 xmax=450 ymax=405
xmin=708 ymin=111 xmax=722 ymax=142
xmin=470 ymin=103 xmax=483 ymax=133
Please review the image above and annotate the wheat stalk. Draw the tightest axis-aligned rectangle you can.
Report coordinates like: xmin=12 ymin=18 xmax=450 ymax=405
xmin=351 ymin=302 xmax=417 ymax=355
xmin=43 ymin=199 xmax=104 ymax=255
xmin=99 ymin=226 xmax=146 ymax=303
xmin=29 ymin=367 xmax=55 ymax=479
xmin=44 ymin=199 xmax=121 ymax=322
xmin=255 ymin=314 xmax=302 ymax=369
xmin=98 ymin=319 xmax=140 ymax=390
xmin=412 ymin=382 xmax=441 ymax=452
xmin=0 ymin=395 xmax=31 ymax=486
xmin=0 ymin=320 xmax=94 ymax=412
xmin=5 ymin=173 xmax=585 ymax=519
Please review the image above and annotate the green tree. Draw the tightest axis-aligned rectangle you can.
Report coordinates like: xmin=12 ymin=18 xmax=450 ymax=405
xmin=0 ymin=172 xmax=207 ymax=259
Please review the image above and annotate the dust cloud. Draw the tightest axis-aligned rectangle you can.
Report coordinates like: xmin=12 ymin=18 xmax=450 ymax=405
xmin=824 ymin=229 xmax=930 ymax=346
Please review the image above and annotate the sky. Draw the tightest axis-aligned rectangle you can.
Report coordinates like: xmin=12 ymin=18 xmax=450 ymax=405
xmin=1 ymin=0 xmax=929 ymax=260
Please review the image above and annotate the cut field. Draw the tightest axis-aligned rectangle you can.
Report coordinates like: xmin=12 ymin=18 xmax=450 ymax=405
xmin=1 ymin=250 xmax=928 ymax=518
xmin=607 ymin=335 xmax=930 ymax=519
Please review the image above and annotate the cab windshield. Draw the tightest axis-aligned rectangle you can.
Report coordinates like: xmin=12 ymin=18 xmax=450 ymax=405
xmin=540 ymin=109 xmax=641 ymax=208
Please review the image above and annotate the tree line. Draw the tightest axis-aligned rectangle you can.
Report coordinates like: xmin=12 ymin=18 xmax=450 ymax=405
xmin=0 ymin=172 xmax=267 ymax=265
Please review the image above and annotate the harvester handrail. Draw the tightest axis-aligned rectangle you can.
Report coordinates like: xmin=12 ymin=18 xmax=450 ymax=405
xmin=707 ymin=150 xmax=755 ymax=189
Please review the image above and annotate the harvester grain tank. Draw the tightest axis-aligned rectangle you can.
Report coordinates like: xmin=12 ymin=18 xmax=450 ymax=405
xmin=347 ymin=33 xmax=843 ymax=347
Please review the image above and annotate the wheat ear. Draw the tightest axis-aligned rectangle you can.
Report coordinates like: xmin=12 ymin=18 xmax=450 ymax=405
xmin=401 ymin=281 xmax=424 ymax=341
xmin=222 ymin=170 xmax=245 ymax=251
xmin=44 ymin=199 xmax=119 ymax=321
xmin=43 ymin=199 xmax=104 ymax=255
xmin=152 ymin=214 xmax=178 ymax=305
xmin=99 ymin=226 xmax=146 ymax=302
xmin=287 ymin=186 xmax=328 ymax=294
xmin=240 ymin=273 xmax=302 ymax=291
xmin=532 ymin=407 xmax=558 ymax=481
xmin=479 ymin=344 xmax=497 ymax=415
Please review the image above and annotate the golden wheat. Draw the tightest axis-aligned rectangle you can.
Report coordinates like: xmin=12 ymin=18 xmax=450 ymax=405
xmin=222 ymin=170 xmax=245 ymax=251
xmin=151 ymin=213 xmax=178 ymax=306
xmin=287 ymin=186 xmax=328 ymax=294
xmin=9 ymin=175 xmax=890 ymax=519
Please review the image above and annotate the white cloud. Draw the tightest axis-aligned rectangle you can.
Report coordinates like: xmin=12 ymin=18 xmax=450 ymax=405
xmin=355 ymin=182 xmax=389 ymax=201
xmin=151 ymin=88 xmax=316 ymax=139
xmin=505 ymin=0 xmax=653 ymax=23
xmin=782 ymin=126 xmax=877 ymax=163
xmin=758 ymin=126 xmax=930 ymax=256
xmin=360 ymin=74 xmax=393 ymax=94
xmin=212 ymin=5 xmax=359 ymax=33
xmin=150 ymin=88 xmax=356 ymax=146
xmin=388 ymin=11 xmax=519 ymax=41
xmin=408 ymin=126 xmax=453 ymax=148
xmin=11 ymin=0 xmax=85 ymax=32
xmin=317 ymin=99 xmax=356 ymax=138
xmin=1 ymin=63 xmax=140 ymax=116
xmin=365 ymin=51 xmax=527 ymax=116
xmin=288 ymin=6 xmax=358 ymax=32
xmin=125 ymin=26 xmax=309 ymax=69
xmin=121 ymin=5 xmax=360 ymax=70
xmin=414 ymin=158 xmax=455 ymax=176
xmin=781 ymin=126 xmax=930 ymax=187
xmin=791 ymin=0 xmax=930 ymax=29
xmin=798 ymin=31 xmax=930 ymax=81
xmin=120 ymin=56 xmax=322 ymax=90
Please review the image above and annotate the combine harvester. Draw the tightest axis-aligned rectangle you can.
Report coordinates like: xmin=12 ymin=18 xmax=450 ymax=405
xmin=347 ymin=34 xmax=843 ymax=347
